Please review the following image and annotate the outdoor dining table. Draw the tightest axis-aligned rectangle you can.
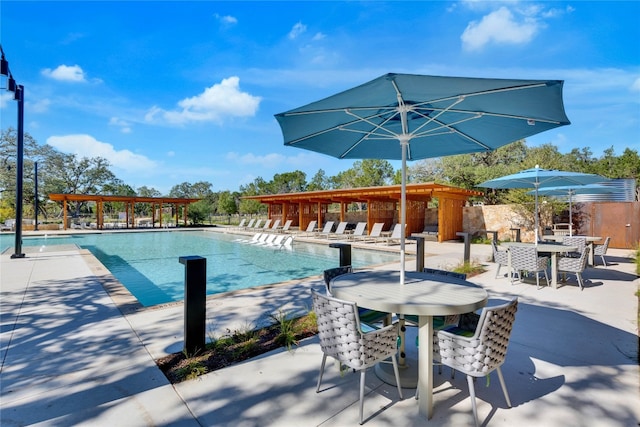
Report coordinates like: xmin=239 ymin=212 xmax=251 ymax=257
xmin=330 ymin=270 xmax=488 ymax=420
xmin=541 ymin=235 xmax=602 ymax=265
xmin=502 ymin=241 xmax=577 ymax=289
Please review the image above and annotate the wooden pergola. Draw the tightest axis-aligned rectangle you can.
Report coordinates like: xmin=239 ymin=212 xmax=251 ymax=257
xmin=49 ymin=194 xmax=201 ymax=230
xmin=242 ymin=182 xmax=482 ymax=242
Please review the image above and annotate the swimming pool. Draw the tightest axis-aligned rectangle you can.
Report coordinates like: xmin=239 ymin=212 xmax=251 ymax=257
xmin=1 ymin=230 xmax=398 ymax=307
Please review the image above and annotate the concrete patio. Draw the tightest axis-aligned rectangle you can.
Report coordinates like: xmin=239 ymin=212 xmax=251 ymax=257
xmin=1 ymin=232 xmax=638 ymax=426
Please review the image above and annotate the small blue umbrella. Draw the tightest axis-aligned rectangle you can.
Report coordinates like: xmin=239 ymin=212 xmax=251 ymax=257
xmin=276 ymin=73 xmax=571 ymax=282
xmin=528 ymin=184 xmax=615 ymax=236
xmin=479 ymin=166 xmax=608 ymax=242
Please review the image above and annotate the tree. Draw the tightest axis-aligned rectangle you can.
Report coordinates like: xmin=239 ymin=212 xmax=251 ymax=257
xmin=330 ymin=159 xmax=394 ymax=189
xmin=217 ymin=191 xmax=238 ymax=224
xmin=307 ymin=169 xmax=329 ymax=191
xmin=269 ymin=171 xmax=307 ymax=194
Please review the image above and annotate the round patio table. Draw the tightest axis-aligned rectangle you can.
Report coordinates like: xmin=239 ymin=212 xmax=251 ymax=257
xmin=331 ymin=270 xmax=487 ymax=420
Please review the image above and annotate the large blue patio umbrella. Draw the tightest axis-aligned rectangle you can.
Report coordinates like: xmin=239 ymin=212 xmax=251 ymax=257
xmin=479 ymin=167 xmax=608 ymax=243
xmin=528 ymin=184 xmax=615 ymax=236
xmin=275 ymin=73 xmax=570 ymax=283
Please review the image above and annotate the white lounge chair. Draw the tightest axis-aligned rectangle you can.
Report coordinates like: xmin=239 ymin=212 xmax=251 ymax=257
xmin=278 ymin=219 xmax=293 ymax=233
xmin=270 ymin=219 xmax=281 ymax=231
xmin=348 ymin=222 xmax=367 ymax=240
xmin=244 ymin=218 xmax=256 ymax=229
xmin=300 ymin=220 xmax=317 ymax=236
xmin=262 ymin=219 xmax=272 ymax=230
xmin=360 ymin=222 xmax=384 ymax=243
xmin=326 ymin=221 xmax=348 ymax=239
xmin=255 ymin=234 xmax=277 ymax=245
xmin=384 ymin=224 xmax=402 ymax=245
xmin=314 ymin=221 xmax=334 ymax=238
xmin=264 ymin=234 xmax=285 ymax=247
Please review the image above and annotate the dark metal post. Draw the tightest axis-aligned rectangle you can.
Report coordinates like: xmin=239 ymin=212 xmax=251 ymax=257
xmin=456 ymin=232 xmax=471 ymax=264
xmin=12 ymin=85 xmax=25 ymax=258
xmin=34 ymin=161 xmax=38 ymax=231
xmin=485 ymin=230 xmax=498 ymax=261
xmin=409 ymin=235 xmax=425 ymax=271
xmin=329 ymin=243 xmax=351 ymax=267
xmin=179 ymin=256 xmax=206 ymax=355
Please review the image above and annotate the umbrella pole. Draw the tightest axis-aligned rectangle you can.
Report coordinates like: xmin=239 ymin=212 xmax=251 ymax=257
xmin=569 ymin=192 xmax=573 ymax=236
xmin=534 ymin=184 xmax=539 ymax=245
xmin=400 ymin=138 xmax=407 ymax=286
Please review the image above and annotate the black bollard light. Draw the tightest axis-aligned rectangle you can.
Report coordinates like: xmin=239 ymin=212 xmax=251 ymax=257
xmin=179 ymin=255 xmax=206 ymax=355
xmin=329 ymin=242 xmax=351 ymax=267
xmin=456 ymin=232 xmax=471 ymax=264
xmin=409 ymin=235 xmax=425 ymax=271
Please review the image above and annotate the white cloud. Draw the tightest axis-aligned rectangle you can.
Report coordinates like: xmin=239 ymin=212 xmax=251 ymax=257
xmin=30 ymin=98 xmax=51 ymax=114
xmin=631 ymin=77 xmax=640 ymax=92
xmin=288 ymin=22 xmax=307 ymax=40
xmin=109 ymin=117 xmax=132 ymax=134
xmin=145 ymin=77 xmax=260 ymax=125
xmin=461 ymin=6 xmax=539 ymax=51
xmin=312 ymin=32 xmax=326 ymax=41
xmin=41 ymin=64 xmax=86 ymax=82
xmin=47 ymin=134 xmax=157 ymax=173
xmin=226 ymin=152 xmax=286 ymax=169
xmin=214 ymin=13 xmax=237 ymax=25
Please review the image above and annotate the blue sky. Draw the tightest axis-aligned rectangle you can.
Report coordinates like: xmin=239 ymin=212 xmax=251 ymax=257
xmin=1 ymin=1 xmax=639 ymax=194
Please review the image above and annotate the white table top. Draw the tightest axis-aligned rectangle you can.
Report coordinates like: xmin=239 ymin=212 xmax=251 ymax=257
xmin=501 ymin=241 xmax=577 ymax=252
xmin=541 ymin=235 xmax=602 ymax=243
xmin=330 ymin=270 xmax=488 ymax=316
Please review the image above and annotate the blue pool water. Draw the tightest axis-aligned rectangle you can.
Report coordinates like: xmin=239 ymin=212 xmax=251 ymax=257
xmin=1 ymin=230 xmax=398 ymax=306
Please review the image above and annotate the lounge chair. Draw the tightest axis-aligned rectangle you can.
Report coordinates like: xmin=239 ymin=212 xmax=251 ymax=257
xmin=264 ymin=234 xmax=285 ymax=247
xmin=384 ymin=224 xmax=403 ymax=245
xmin=326 ymin=221 xmax=348 ymax=239
xmin=234 ymin=232 xmax=260 ymax=243
xmin=253 ymin=219 xmax=263 ymax=229
xmin=270 ymin=219 xmax=281 ymax=231
xmin=256 ymin=234 xmax=277 ymax=245
xmin=244 ymin=218 xmax=256 ymax=230
xmin=348 ymin=222 xmax=367 ymax=240
xmin=300 ymin=220 xmax=317 ymax=237
xmin=278 ymin=219 xmax=293 ymax=233
xmin=360 ymin=222 xmax=384 ymax=243
xmin=236 ymin=218 xmax=247 ymax=229
xmin=262 ymin=219 xmax=272 ymax=230
xmin=314 ymin=221 xmax=334 ymax=238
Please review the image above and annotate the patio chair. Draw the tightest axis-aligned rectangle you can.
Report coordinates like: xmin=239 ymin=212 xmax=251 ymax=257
xmin=262 ymin=219 xmax=272 ymax=230
xmin=593 ymin=236 xmax=611 ymax=267
xmin=492 ymin=240 xmax=510 ymax=279
xmin=558 ymin=246 xmax=590 ymax=290
xmin=323 ymin=267 xmax=392 ymax=326
xmin=270 ymin=219 xmax=281 ymax=231
xmin=244 ymin=218 xmax=255 ymax=229
xmin=562 ymin=236 xmax=586 ymax=258
xmin=253 ymin=219 xmax=263 ymax=229
xmin=406 ymin=268 xmax=466 ymax=353
xmin=236 ymin=218 xmax=246 ymax=229
xmin=326 ymin=221 xmax=348 ymax=239
xmin=311 ymin=290 xmax=403 ymax=425
xmin=509 ymin=245 xmax=549 ymax=289
xmin=435 ymin=298 xmax=518 ymax=427
xmin=348 ymin=222 xmax=367 ymax=240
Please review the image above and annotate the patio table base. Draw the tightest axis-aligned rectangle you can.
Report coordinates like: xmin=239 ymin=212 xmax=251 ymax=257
xmin=375 ymin=356 xmax=418 ymax=388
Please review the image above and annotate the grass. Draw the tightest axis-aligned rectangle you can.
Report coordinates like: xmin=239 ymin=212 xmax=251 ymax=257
xmin=157 ymin=311 xmax=318 ymax=383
